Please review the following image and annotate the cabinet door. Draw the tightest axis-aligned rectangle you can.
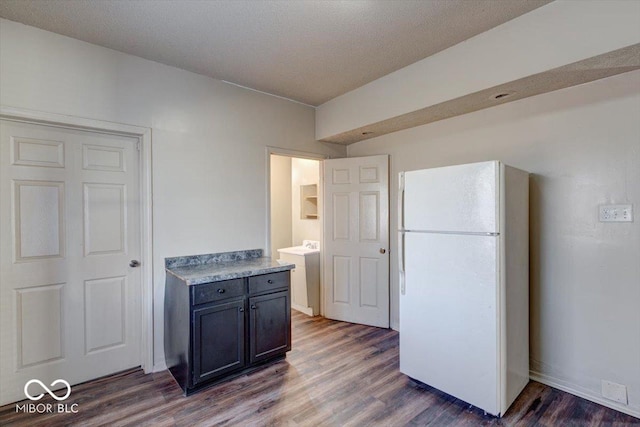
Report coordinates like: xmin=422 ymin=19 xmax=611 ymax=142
xmin=193 ymin=299 xmax=245 ymax=385
xmin=249 ymin=291 xmax=291 ymax=364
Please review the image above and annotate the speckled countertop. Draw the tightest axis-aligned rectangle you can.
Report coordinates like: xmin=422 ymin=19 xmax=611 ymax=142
xmin=165 ymin=249 xmax=294 ymax=286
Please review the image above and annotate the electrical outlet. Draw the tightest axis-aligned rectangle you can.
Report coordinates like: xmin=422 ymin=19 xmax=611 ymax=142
xmin=602 ymin=380 xmax=628 ymax=404
xmin=599 ymin=204 xmax=633 ymax=222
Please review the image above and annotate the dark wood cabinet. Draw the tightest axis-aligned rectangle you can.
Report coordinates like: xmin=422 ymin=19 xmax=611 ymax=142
xmin=193 ymin=299 xmax=245 ymax=385
xmin=165 ymin=270 xmax=291 ymax=395
xmin=249 ymin=290 xmax=291 ymax=364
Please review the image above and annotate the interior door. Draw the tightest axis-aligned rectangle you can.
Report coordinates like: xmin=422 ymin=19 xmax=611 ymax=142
xmin=323 ymin=155 xmax=389 ymax=328
xmin=0 ymin=120 xmax=141 ymax=405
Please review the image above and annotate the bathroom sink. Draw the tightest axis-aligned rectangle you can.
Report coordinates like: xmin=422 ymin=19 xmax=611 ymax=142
xmin=277 ymin=246 xmax=319 ymax=256
xmin=277 ymin=240 xmax=320 ymax=256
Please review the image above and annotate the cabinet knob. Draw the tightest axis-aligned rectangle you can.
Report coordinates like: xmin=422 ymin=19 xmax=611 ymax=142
xmin=239 ymin=307 xmax=244 ymax=312
xmin=217 ymin=288 xmax=225 ymax=294
xmin=267 ymin=279 xmax=273 ymax=284
xmin=251 ymin=304 xmax=257 ymax=310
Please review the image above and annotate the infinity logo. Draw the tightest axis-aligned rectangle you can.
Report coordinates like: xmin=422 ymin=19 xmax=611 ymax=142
xmin=24 ymin=379 xmax=71 ymax=401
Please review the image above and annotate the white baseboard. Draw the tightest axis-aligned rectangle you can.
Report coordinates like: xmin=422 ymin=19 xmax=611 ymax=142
xmin=530 ymin=370 xmax=640 ymax=419
xmin=152 ymin=360 xmax=167 ymax=373
xmin=292 ymin=303 xmax=314 ymax=317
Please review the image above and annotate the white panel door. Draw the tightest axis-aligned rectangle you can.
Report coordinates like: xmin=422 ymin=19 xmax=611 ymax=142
xmin=0 ymin=120 xmax=141 ymax=405
xmin=399 ymin=232 xmax=499 ymax=415
xmin=323 ymin=155 xmax=389 ymax=328
xmin=403 ymin=161 xmax=498 ymax=233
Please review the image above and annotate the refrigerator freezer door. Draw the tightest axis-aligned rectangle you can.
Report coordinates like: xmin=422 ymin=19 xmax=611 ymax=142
xmin=403 ymin=161 xmax=498 ymax=233
xmin=399 ymin=232 xmax=499 ymax=415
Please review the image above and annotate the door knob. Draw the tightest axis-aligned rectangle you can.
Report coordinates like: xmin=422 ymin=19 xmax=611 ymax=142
xmin=379 ymin=248 xmax=386 ymax=254
xmin=129 ymin=260 xmax=140 ymax=267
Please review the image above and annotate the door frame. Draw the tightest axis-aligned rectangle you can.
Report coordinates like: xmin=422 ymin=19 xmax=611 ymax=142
xmin=0 ymin=105 xmax=154 ymax=374
xmin=265 ymin=146 xmax=328 ymax=315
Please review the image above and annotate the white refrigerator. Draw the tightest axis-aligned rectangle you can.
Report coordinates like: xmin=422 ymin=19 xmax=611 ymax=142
xmin=398 ymin=160 xmax=529 ymax=417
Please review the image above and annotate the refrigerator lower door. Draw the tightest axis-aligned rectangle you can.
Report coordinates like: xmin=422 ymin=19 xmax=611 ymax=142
xmin=399 ymin=232 xmax=499 ymax=415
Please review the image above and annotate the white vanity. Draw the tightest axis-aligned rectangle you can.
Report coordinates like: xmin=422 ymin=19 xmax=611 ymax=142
xmin=277 ymin=240 xmax=320 ymax=316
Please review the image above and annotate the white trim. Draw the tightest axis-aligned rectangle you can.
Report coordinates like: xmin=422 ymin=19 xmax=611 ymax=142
xmin=139 ymin=128 xmax=154 ymax=374
xmin=0 ymin=105 xmax=155 ymax=375
xmin=530 ymin=370 xmax=640 ymax=419
xmin=266 ymin=145 xmax=332 ymax=161
xmin=292 ymin=304 xmax=314 ymax=317
xmin=318 ymin=161 xmax=325 ymax=317
xmin=0 ymin=106 xmax=149 ymax=136
xmin=152 ymin=360 xmax=167 ymax=373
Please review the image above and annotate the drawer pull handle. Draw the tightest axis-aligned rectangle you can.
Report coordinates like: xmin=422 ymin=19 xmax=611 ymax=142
xmin=239 ymin=307 xmax=244 ymax=312
xmin=251 ymin=304 xmax=257 ymax=310
xmin=217 ymin=289 xmax=225 ymax=294
xmin=267 ymin=279 xmax=273 ymax=284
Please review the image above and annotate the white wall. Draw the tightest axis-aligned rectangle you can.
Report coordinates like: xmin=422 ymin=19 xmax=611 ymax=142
xmin=291 ymin=158 xmax=320 ymax=245
xmin=348 ymin=70 xmax=640 ymax=416
xmin=270 ymin=155 xmax=292 ymax=257
xmin=0 ymin=19 xmax=346 ymax=368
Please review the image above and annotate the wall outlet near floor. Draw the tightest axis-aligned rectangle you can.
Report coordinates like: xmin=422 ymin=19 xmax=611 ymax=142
xmin=599 ymin=204 xmax=633 ymax=222
xmin=601 ymin=380 xmax=628 ymax=404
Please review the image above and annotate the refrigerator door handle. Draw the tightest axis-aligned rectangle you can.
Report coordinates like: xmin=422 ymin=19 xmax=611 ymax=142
xmin=398 ymin=172 xmax=405 ymax=230
xmin=398 ymin=172 xmax=406 ymax=295
xmin=399 ymin=232 xmax=406 ymax=295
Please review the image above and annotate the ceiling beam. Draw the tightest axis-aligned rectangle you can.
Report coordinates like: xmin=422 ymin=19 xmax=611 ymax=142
xmin=316 ymin=1 xmax=640 ymax=144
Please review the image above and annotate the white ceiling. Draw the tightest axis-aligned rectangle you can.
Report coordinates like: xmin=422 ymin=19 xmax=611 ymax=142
xmin=0 ymin=0 xmax=551 ymax=106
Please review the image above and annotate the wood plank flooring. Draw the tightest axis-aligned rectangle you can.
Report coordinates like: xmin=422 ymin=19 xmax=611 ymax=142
xmin=1 ymin=311 xmax=638 ymax=426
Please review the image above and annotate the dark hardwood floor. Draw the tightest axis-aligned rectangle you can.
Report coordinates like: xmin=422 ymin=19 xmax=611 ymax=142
xmin=1 ymin=311 xmax=638 ymax=426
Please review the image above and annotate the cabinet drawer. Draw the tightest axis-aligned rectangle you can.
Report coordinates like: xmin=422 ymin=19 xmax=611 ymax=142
xmin=248 ymin=271 xmax=289 ymax=295
xmin=193 ymin=278 xmax=245 ymax=305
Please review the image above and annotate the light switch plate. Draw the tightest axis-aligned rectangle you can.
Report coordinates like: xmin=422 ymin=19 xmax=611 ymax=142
xmin=599 ymin=204 xmax=633 ymax=222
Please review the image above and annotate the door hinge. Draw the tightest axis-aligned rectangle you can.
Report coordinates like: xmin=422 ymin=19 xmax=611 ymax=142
xmin=136 ymin=141 xmax=141 ymax=151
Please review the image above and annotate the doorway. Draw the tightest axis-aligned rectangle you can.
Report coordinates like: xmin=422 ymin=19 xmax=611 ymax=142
xmin=269 ymin=153 xmax=322 ymax=317
xmin=270 ymin=155 xmax=321 ymax=256
xmin=267 ymin=150 xmax=391 ymax=328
